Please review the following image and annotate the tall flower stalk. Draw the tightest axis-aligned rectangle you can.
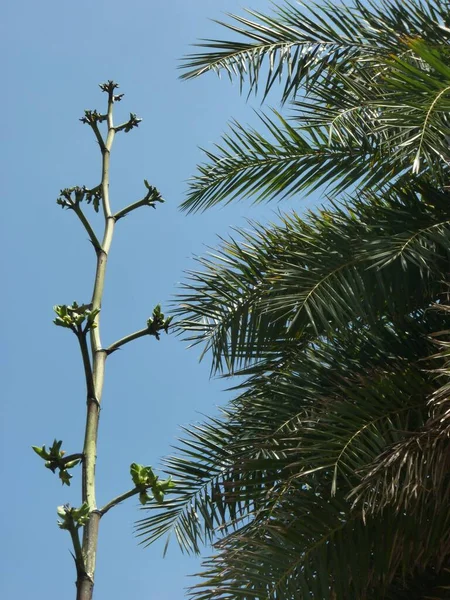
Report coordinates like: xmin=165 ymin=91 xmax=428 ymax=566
xmin=33 ymin=82 xmax=174 ymax=600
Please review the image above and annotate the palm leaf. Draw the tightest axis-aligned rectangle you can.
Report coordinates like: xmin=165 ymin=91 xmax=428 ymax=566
xmin=138 ymin=296 xmax=447 ymax=560
xmin=189 ymin=486 xmax=450 ymax=599
xmin=180 ymin=1 xmax=450 ymax=103
xmin=180 ymin=112 xmax=399 ymax=213
xmin=177 ymin=184 xmax=450 ymax=373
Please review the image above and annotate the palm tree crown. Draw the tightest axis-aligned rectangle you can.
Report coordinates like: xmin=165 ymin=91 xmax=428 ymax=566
xmin=138 ymin=1 xmax=450 ymax=597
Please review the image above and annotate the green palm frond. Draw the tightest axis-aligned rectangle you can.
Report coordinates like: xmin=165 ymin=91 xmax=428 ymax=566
xmin=183 ymin=36 xmax=450 ymax=213
xmin=381 ymin=38 xmax=450 ymax=174
xmin=180 ymin=2 xmax=363 ymax=102
xmin=135 ymin=417 xmax=238 ymax=553
xmin=177 ymin=185 xmax=450 ymax=373
xmin=180 ymin=112 xmax=398 ymax=213
xmin=146 ymin=184 xmax=450 ymax=593
xmin=181 ymin=0 xmax=450 ymax=103
xmin=295 ymin=36 xmax=450 ymax=177
xmin=350 ymin=414 xmax=450 ymax=516
xmin=135 ymin=411 xmax=291 ymax=553
xmin=293 ymin=366 xmax=430 ymax=496
xmin=177 ymin=228 xmax=293 ymax=373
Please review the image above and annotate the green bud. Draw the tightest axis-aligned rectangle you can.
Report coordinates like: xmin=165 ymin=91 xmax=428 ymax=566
xmin=72 ymin=502 xmax=90 ymax=526
xmin=153 ymin=489 xmax=164 ymax=504
xmin=139 ymin=491 xmax=150 ymax=505
xmin=57 ymin=504 xmax=71 ymax=530
xmin=131 ymin=462 xmax=158 ymax=488
xmin=158 ymin=477 xmax=175 ymax=491
xmin=131 ymin=463 xmax=149 ymax=486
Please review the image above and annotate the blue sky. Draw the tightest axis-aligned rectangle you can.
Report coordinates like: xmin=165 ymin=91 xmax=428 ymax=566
xmin=2 ymin=1 xmax=319 ymax=598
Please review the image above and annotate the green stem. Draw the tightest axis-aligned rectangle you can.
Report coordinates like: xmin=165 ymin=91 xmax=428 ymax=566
xmin=90 ymin=122 xmax=106 ymax=153
xmin=105 ymin=327 xmax=150 ymax=355
xmin=76 ymin=512 xmax=100 ymax=600
xmin=98 ymin=488 xmax=141 ymax=516
xmin=69 ymin=525 xmax=85 ymax=575
xmin=72 ymin=205 xmax=101 ymax=250
xmin=114 ymin=198 xmax=154 ymax=221
xmin=77 ymin=332 xmax=95 ymax=401
xmin=77 ymin=87 xmax=117 ymax=600
xmin=62 ymin=453 xmax=84 ymax=466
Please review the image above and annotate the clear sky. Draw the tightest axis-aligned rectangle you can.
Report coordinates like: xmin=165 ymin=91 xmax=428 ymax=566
xmin=2 ymin=1 xmax=319 ymax=598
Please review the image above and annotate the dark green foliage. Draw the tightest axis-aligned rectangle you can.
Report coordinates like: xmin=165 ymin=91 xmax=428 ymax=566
xmin=138 ymin=1 xmax=450 ymax=597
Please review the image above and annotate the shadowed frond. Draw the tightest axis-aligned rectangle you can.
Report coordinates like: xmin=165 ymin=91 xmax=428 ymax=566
xmin=351 ymin=303 xmax=450 ymax=516
xmin=189 ymin=485 xmax=450 ymax=599
xmin=139 ymin=292 xmax=448 ymax=563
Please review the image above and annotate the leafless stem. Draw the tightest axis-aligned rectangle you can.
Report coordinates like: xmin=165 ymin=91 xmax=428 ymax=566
xmin=98 ymin=488 xmax=141 ymax=516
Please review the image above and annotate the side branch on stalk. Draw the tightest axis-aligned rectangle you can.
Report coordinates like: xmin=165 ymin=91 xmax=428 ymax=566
xmin=114 ymin=181 xmax=164 ymax=221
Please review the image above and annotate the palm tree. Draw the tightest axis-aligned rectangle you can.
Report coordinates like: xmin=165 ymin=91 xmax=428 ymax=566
xmin=137 ymin=1 xmax=450 ymax=597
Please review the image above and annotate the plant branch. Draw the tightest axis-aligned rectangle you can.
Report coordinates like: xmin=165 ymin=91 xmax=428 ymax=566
xmin=72 ymin=205 xmax=101 ymax=250
xmin=114 ymin=183 xmax=164 ymax=221
xmin=62 ymin=453 xmax=84 ymax=466
xmin=114 ymin=198 xmax=155 ymax=221
xmin=98 ymin=487 xmax=141 ymax=516
xmin=90 ymin=122 xmax=106 ymax=153
xmin=76 ymin=332 xmax=96 ymax=401
xmin=68 ymin=525 xmax=86 ymax=576
xmin=105 ymin=328 xmax=150 ymax=355
xmin=114 ymin=114 xmax=142 ymax=133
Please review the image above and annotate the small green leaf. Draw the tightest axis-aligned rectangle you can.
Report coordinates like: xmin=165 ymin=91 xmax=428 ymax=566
xmin=158 ymin=477 xmax=175 ymax=491
xmin=59 ymin=470 xmax=72 ymax=486
xmin=53 ymin=317 xmax=74 ymax=329
xmin=131 ymin=463 xmax=157 ymax=487
xmin=57 ymin=504 xmax=71 ymax=530
xmin=164 ymin=316 xmax=173 ymax=333
xmin=139 ymin=491 xmax=150 ymax=505
xmin=32 ymin=445 xmax=50 ymax=460
xmin=153 ymin=489 xmax=164 ymax=504
xmin=130 ymin=463 xmax=146 ymax=486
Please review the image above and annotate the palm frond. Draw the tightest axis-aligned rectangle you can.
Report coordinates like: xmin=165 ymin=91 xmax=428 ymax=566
xmin=177 ymin=185 xmax=450 ymax=373
xmin=180 ymin=112 xmax=398 ymax=213
xmin=180 ymin=0 xmax=450 ymax=103
xmin=189 ymin=486 xmax=450 ymax=599
xmin=182 ymin=20 xmax=450 ymax=214
xmin=138 ymin=302 xmax=446 ymax=561
xmin=351 ymin=303 xmax=450 ymax=515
